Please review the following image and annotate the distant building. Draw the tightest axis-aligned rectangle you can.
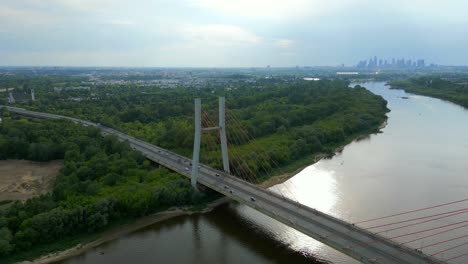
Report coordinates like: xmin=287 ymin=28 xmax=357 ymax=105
xmin=356 ymin=56 xmax=427 ymax=69
xmin=417 ymin=59 xmax=425 ymax=67
xmin=8 ymin=92 xmax=15 ymax=104
xmin=336 ymin=72 xmax=359 ymax=75
xmin=54 ymin=86 xmax=91 ymax=93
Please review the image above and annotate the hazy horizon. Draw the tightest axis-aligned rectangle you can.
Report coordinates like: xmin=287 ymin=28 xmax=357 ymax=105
xmin=2 ymin=0 xmax=468 ymax=67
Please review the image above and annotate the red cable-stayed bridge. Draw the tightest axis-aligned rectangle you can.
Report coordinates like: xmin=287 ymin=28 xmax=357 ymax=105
xmin=3 ymin=103 xmax=468 ymax=264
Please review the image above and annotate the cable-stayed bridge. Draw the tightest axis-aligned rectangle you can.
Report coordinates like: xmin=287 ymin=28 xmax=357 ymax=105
xmin=4 ymin=104 xmax=467 ymax=263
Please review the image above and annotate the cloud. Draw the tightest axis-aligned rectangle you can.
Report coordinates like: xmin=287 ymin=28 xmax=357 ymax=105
xmin=45 ymin=0 xmax=116 ymax=13
xmin=102 ymin=19 xmax=136 ymax=26
xmin=274 ymin=39 xmax=296 ymax=48
xmin=180 ymin=24 xmax=262 ymax=46
xmin=0 ymin=4 xmax=57 ymax=28
xmin=189 ymin=0 xmax=350 ymax=20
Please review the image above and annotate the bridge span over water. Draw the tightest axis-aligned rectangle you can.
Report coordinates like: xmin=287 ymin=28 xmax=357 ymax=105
xmin=2 ymin=105 xmax=442 ymax=264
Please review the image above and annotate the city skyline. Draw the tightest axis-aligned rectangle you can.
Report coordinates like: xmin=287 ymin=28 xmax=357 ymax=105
xmin=356 ymin=56 xmax=428 ymax=68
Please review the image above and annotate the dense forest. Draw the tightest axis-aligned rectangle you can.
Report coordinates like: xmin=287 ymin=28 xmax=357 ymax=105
xmin=389 ymin=76 xmax=468 ymax=108
xmin=0 ymin=78 xmax=389 ymax=261
xmin=4 ymin=78 xmax=389 ymax=178
xmin=0 ymin=117 xmax=207 ymax=261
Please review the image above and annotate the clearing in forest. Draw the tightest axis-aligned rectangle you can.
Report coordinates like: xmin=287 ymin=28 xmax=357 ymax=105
xmin=0 ymin=160 xmax=63 ymax=202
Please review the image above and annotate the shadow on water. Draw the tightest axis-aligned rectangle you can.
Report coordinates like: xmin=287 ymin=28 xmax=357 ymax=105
xmin=62 ymin=202 xmax=327 ymax=264
xmin=203 ymin=203 xmax=327 ymax=264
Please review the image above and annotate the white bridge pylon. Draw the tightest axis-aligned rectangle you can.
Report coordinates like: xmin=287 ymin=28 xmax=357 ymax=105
xmin=191 ymin=97 xmax=230 ymax=188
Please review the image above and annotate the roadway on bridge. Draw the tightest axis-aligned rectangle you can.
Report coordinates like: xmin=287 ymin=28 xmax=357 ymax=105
xmin=2 ymin=105 xmax=443 ymax=264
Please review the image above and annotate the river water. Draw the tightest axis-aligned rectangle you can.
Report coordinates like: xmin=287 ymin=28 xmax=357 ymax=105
xmin=63 ymin=82 xmax=468 ymax=264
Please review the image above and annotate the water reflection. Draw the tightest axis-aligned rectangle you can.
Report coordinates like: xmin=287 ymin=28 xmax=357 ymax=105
xmin=64 ymin=82 xmax=468 ymax=264
xmin=265 ymin=82 xmax=468 ymax=263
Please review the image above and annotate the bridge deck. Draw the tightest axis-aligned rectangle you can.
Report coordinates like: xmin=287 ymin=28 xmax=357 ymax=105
xmin=3 ymin=105 xmax=443 ymax=264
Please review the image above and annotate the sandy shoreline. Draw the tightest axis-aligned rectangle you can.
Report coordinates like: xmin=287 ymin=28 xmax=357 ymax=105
xmin=23 ymin=165 xmax=312 ymax=264
xmin=259 ymin=155 xmax=324 ymax=189
xmin=24 ymin=155 xmax=332 ymax=263
xmin=22 ymin=197 xmax=231 ymax=264
xmin=24 ymin=121 xmax=388 ymax=264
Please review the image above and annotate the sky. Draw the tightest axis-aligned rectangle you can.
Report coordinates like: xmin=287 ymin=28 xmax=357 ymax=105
xmin=1 ymin=0 xmax=468 ymax=67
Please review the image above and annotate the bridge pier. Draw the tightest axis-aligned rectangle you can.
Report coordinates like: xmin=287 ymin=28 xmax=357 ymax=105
xmin=191 ymin=97 xmax=230 ymax=188
xmin=191 ymin=98 xmax=202 ymax=188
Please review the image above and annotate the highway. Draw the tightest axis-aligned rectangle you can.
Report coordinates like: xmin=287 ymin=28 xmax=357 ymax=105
xmin=2 ymin=105 xmax=443 ymax=264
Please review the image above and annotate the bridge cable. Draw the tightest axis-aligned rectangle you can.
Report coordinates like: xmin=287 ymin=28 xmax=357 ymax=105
xmin=355 ymin=198 xmax=468 ymax=224
xmin=430 ymin=241 xmax=468 ymax=257
xmin=352 ymin=211 xmax=467 ymax=244
xmin=225 ymin=117 xmax=270 ymax=184
xmin=225 ymin=112 xmax=286 ymax=186
xmin=225 ymin=111 xmax=298 ymax=201
xmin=202 ymin=110 xmax=253 ymax=183
xmin=324 ymin=211 xmax=468 ymax=257
xmin=371 ymin=233 xmax=468 ymax=263
xmin=364 ymin=208 xmax=468 ymax=230
xmin=353 ymin=220 xmax=468 ymax=249
xmin=441 ymin=250 xmax=468 ymax=263
xmin=203 ymin=110 xmax=258 ymax=183
xmin=399 ymin=223 xmax=468 ymax=246
xmin=388 ymin=221 xmax=468 ymax=241
xmin=226 ymin=108 xmax=300 ymax=202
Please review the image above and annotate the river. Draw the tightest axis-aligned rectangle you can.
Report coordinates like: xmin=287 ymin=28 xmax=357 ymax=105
xmin=62 ymin=82 xmax=468 ymax=264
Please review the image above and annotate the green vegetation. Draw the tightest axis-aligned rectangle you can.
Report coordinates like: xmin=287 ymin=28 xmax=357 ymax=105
xmin=0 ymin=118 xmax=210 ymax=262
xmin=0 ymin=78 xmax=389 ymax=262
xmin=10 ymin=79 xmax=389 ymax=180
xmin=0 ymin=200 xmax=13 ymax=206
xmin=389 ymin=76 xmax=468 ymax=108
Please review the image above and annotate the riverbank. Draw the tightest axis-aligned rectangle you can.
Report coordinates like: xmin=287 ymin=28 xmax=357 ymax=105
xmin=22 ymin=197 xmax=231 ymax=264
xmin=25 ymin=122 xmax=388 ymax=264
xmin=261 ymin=119 xmax=387 ymax=189
xmin=388 ymin=78 xmax=468 ymax=109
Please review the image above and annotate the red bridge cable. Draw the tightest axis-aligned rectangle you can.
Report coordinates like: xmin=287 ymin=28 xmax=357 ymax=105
xmin=226 ymin=118 xmax=266 ymax=183
xmin=347 ymin=217 xmax=468 ymax=250
xmin=375 ymin=209 xmax=468 ymax=235
xmin=226 ymin=120 xmax=296 ymax=202
xmin=204 ymin=111 xmax=255 ymax=183
xmin=226 ymin=114 xmax=285 ymax=187
xmin=228 ymin=135 xmax=262 ymax=184
xmin=399 ymin=223 xmax=468 ymax=246
xmin=226 ymin=115 xmax=276 ymax=185
xmin=417 ymin=233 xmax=468 ymax=250
xmin=323 ymin=212 xmax=468 ymax=252
xmin=223 ymin=117 xmax=262 ymax=184
xmin=366 ymin=208 xmax=468 ymax=230
xmin=341 ymin=218 xmax=468 ymax=257
xmin=355 ymin=198 xmax=468 ymax=224
xmin=226 ymin=109 xmax=299 ymax=201
xmin=388 ymin=220 xmax=468 ymax=240
xmin=226 ymin=107 xmax=468 ymax=262
xmin=430 ymin=241 xmax=468 ymax=257
xmin=226 ymin=113 xmax=297 ymax=201
xmin=443 ymin=251 xmax=468 ymax=262
xmin=371 ymin=235 xmax=468 ymax=264
xmin=201 ymin=111 xmax=225 ymax=171
xmin=225 ymin=113 xmax=278 ymax=182
xmin=367 ymin=228 xmax=468 ymax=263
xmin=201 ymin=110 xmax=249 ymax=182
